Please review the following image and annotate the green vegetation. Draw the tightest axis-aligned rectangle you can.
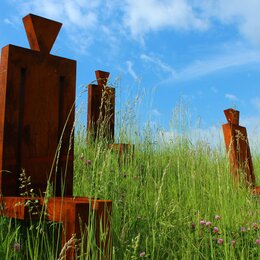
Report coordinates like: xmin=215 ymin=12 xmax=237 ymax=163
xmin=0 ymin=94 xmax=259 ymax=259
xmin=0 ymin=128 xmax=259 ymax=259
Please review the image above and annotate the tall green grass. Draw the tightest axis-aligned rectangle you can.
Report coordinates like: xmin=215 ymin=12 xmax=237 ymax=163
xmin=0 ymin=96 xmax=259 ymax=259
xmin=74 ymin=126 xmax=260 ymax=259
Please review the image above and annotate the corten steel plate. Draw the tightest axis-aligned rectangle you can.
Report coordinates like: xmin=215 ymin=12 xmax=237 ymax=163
xmin=0 ymin=196 xmax=112 ymax=259
xmin=0 ymin=14 xmax=76 ymax=196
xmin=222 ymin=108 xmax=259 ymax=194
xmin=87 ymin=70 xmax=115 ymax=142
xmin=0 ymin=14 xmax=113 ymax=260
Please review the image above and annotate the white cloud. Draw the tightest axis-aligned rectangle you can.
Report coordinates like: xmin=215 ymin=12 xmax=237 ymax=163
xmin=7 ymin=0 xmax=260 ymax=56
xmin=6 ymin=0 xmax=122 ymax=54
xmin=126 ymin=60 xmax=138 ymax=80
xmin=141 ymin=49 xmax=260 ymax=84
xmin=196 ymin=0 xmax=260 ymax=46
xmin=4 ymin=18 xmax=13 ymax=25
xmin=18 ymin=0 xmax=98 ymax=29
xmin=152 ymin=108 xmax=162 ymax=117
xmin=123 ymin=0 xmax=260 ymax=46
xmin=178 ymin=50 xmax=260 ymax=80
xmin=141 ymin=54 xmax=177 ymax=78
xmin=63 ymin=2 xmax=97 ymax=28
xmin=124 ymin=0 xmax=208 ymax=38
xmin=225 ymin=94 xmax=238 ymax=101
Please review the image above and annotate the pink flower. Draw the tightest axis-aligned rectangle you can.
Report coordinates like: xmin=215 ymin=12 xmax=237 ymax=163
xmin=206 ymin=221 xmax=212 ymax=227
xmin=256 ymin=239 xmax=260 ymax=245
xmin=85 ymin=159 xmax=92 ymax=166
xmin=200 ymin=220 xmax=206 ymax=226
xmin=231 ymin=240 xmax=236 ymax=247
xmin=217 ymin=238 xmax=224 ymax=245
xmin=213 ymin=227 xmax=219 ymax=234
xmin=241 ymin=226 xmax=246 ymax=232
xmin=140 ymin=252 xmax=146 ymax=257
xmin=253 ymin=223 xmax=258 ymax=230
xmin=215 ymin=215 xmax=221 ymax=220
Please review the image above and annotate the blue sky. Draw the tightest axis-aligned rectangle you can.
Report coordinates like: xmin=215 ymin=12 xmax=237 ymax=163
xmin=1 ymin=0 xmax=260 ymax=143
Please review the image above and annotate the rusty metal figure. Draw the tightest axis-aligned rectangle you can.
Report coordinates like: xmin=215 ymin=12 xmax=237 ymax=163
xmin=222 ymin=108 xmax=260 ymax=195
xmin=0 ymin=14 xmax=112 ymax=259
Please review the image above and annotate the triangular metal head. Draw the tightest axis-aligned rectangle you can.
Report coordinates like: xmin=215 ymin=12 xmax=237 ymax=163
xmin=95 ymin=70 xmax=110 ymax=88
xmin=23 ymin=13 xmax=62 ymax=53
xmin=224 ymin=108 xmax=240 ymax=125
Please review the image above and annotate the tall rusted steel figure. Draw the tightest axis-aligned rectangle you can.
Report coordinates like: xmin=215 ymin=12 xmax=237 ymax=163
xmin=0 ymin=13 xmax=74 ymax=197
xmin=87 ymin=71 xmax=134 ymax=160
xmin=222 ymin=108 xmax=260 ymax=195
xmin=0 ymin=14 xmax=112 ymax=259
xmin=87 ymin=70 xmax=115 ymax=141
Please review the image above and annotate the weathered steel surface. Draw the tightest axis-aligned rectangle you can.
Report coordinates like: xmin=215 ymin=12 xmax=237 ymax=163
xmin=0 ymin=14 xmax=113 ymax=259
xmin=87 ymin=70 xmax=115 ymax=141
xmin=222 ymin=108 xmax=259 ymax=195
xmin=23 ymin=14 xmax=62 ymax=53
xmin=0 ymin=14 xmax=75 ymax=196
xmin=1 ymin=196 xmax=112 ymax=258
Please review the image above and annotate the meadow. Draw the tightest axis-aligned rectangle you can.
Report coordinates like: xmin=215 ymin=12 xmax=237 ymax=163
xmin=0 ymin=100 xmax=259 ymax=259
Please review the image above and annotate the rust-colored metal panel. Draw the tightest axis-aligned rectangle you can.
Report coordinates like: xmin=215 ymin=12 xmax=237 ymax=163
xmin=0 ymin=14 xmax=113 ymax=259
xmin=252 ymin=186 xmax=260 ymax=195
xmin=0 ymin=14 xmax=76 ymax=196
xmin=222 ymin=108 xmax=258 ymax=191
xmin=23 ymin=14 xmax=62 ymax=53
xmin=224 ymin=108 xmax=239 ymax=125
xmin=1 ymin=196 xmax=112 ymax=259
xmin=87 ymin=70 xmax=115 ymax=141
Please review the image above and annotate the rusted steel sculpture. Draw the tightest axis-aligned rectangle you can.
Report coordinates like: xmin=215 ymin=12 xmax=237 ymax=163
xmin=87 ymin=71 xmax=134 ymax=159
xmin=0 ymin=14 xmax=112 ymax=259
xmin=88 ymin=70 xmax=115 ymax=141
xmin=222 ymin=108 xmax=260 ymax=195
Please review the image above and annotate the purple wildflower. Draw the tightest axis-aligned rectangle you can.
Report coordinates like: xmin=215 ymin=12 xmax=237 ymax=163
xmin=200 ymin=220 xmax=206 ymax=226
xmin=241 ymin=226 xmax=246 ymax=232
xmin=140 ymin=252 xmax=146 ymax=257
xmin=231 ymin=240 xmax=236 ymax=247
xmin=85 ymin=159 xmax=92 ymax=166
xmin=213 ymin=227 xmax=219 ymax=234
xmin=256 ymin=239 xmax=260 ymax=245
xmin=215 ymin=215 xmax=221 ymax=221
xmin=217 ymin=238 xmax=224 ymax=245
xmin=206 ymin=221 xmax=212 ymax=227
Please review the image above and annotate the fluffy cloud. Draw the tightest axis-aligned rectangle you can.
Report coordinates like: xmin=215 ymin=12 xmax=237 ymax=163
xmin=141 ymin=49 xmax=260 ymax=83
xmin=7 ymin=0 xmax=260 ymax=52
xmin=196 ymin=0 xmax=260 ymax=46
xmin=124 ymin=0 xmax=260 ymax=46
xmin=19 ymin=0 xmax=98 ymax=29
xmin=225 ymin=94 xmax=238 ymax=101
xmin=124 ymin=0 xmax=208 ymax=38
xmin=126 ymin=60 xmax=138 ymax=80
